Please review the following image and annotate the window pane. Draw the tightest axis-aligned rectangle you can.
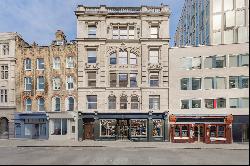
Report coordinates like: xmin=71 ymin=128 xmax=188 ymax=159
xmin=217 ymin=98 xmax=226 ymax=108
xmin=238 ymin=27 xmax=248 ymax=43
xmin=87 ymin=50 xmax=96 ymax=63
xmin=88 ymin=26 xmax=96 ymax=37
xmin=205 ymin=99 xmax=214 ymax=109
xmin=204 ymin=57 xmax=213 ymax=68
xmin=182 ymin=126 xmax=188 ymax=137
xmin=52 ymin=119 xmax=61 ymax=135
xmin=110 ymin=53 xmax=117 ymax=64
xmin=149 ymin=96 xmax=160 ymax=110
xmin=229 ymin=76 xmax=239 ymax=88
xmin=192 ymin=78 xmax=201 ymax=90
xmin=241 ymin=76 xmax=249 ymax=88
xmin=130 ymin=53 xmax=137 ymax=65
xmin=129 ymin=26 xmax=135 ymax=39
xmin=230 ymin=98 xmax=239 ymax=108
xmin=119 ymin=74 xmax=128 ymax=87
xmin=149 ymin=50 xmax=159 ymax=64
xmin=181 ymin=78 xmax=189 ymax=90
xmin=224 ymin=0 xmax=234 ymax=11
xmin=204 ymin=77 xmax=214 ymax=89
xmin=213 ymin=31 xmax=222 ymax=45
xmin=100 ymin=120 xmax=116 ymax=136
xmin=181 ymin=58 xmax=192 ymax=70
xmin=62 ymin=119 xmax=67 ymax=135
xmin=224 ymin=30 xmax=234 ymax=44
xmin=216 ymin=77 xmax=226 ymax=89
xmin=120 ymin=96 xmax=127 ymax=109
xmin=110 ymin=73 xmax=117 ymax=87
xmin=130 ymin=73 xmax=137 ymax=87
xmin=119 ymin=51 xmax=128 ymax=64
xmin=215 ymin=56 xmax=226 ymax=68
xmin=152 ymin=120 xmax=162 ymax=137
xmin=192 ymin=57 xmax=201 ymax=69
xmin=241 ymin=98 xmax=249 ymax=108
xmin=225 ymin=11 xmax=235 ymax=27
xmin=130 ymin=120 xmax=147 ymax=136
xmin=120 ymin=27 xmax=128 ymax=39
xmin=213 ymin=14 xmax=222 ymax=30
xmin=236 ymin=10 xmax=245 ymax=26
xmin=192 ymin=100 xmax=201 ymax=108
xmin=181 ymin=100 xmax=189 ymax=109
xmin=218 ymin=126 xmax=225 ymax=137
xmin=236 ymin=0 xmax=245 ymax=9
xmin=210 ymin=126 xmax=216 ymax=137
xmin=213 ymin=0 xmax=222 ymax=13
xmin=108 ymin=96 xmax=116 ymax=109
xmin=229 ymin=55 xmax=238 ymax=67
xmin=175 ymin=126 xmax=180 ymax=137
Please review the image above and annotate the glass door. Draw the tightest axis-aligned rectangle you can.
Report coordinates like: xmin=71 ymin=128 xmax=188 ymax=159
xmin=117 ymin=120 xmax=129 ymax=140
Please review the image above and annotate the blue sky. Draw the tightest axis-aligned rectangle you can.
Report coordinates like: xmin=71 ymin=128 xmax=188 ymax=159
xmin=0 ymin=0 xmax=184 ymax=46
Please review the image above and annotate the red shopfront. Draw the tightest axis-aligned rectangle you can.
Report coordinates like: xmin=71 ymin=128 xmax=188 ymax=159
xmin=169 ymin=114 xmax=233 ymax=144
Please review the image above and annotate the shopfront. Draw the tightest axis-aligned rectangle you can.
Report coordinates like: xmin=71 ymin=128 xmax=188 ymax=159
xmin=232 ymin=115 xmax=249 ymax=142
xmin=169 ymin=114 xmax=233 ymax=144
xmin=14 ymin=112 xmax=49 ymax=139
xmin=78 ymin=112 xmax=168 ymax=142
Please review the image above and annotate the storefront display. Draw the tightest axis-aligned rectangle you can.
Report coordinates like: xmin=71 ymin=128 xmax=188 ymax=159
xmin=100 ymin=120 xmax=116 ymax=136
xmin=130 ymin=119 xmax=147 ymax=136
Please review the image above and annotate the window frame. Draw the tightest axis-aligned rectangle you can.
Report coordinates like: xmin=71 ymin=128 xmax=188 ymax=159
xmin=36 ymin=58 xmax=45 ymax=70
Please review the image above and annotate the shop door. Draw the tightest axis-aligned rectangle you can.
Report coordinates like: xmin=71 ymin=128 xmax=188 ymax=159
xmin=117 ymin=120 xmax=129 ymax=140
xmin=194 ymin=124 xmax=205 ymax=142
xmin=84 ymin=123 xmax=94 ymax=140
xmin=33 ymin=124 xmax=39 ymax=139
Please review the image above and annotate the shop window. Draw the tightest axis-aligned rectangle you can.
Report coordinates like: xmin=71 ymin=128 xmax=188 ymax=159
xmin=149 ymin=49 xmax=159 ymax=64
xmin=37 ymin=98 xmax=45 ymax=111
xmin=181 ymin=100 xmax=189 ymax=109
xmin=152 ymin=120 xmax=162 ymax=137
xmin=130 ymin=73 xmax=137 ymax=87
xmin=119 ymin=50 xmax=128 ymax=65
xmin=218 ymin=126 xmax=225 ymax=137
xmin=87 ymin=49 xmax=97 ymax=64
xmin=130 ymin=120 xmax=147 ymax=136
xmin=66 ymin=56 xmax=74 ymax=68
xmin=51 ymin=119 xmax=67 ymax=135
xmin=37 ymin=58 xmax=44 ymax=70
xmin=88 ymin=25 xmax=96 ymax=38
xmin=0 ymin=65 xmax=8 ymax=79
xmin=52 ymin=77 xmax=61 ymax=90
xmin=149 ymin=72 xmax=159 ymax=87
xmin=87 ymin=72 xmax=96 ymax=87
xmin=100 ymin=120 xmax=116 ymax=136
xmin=149 ymin=95 xmax=160 ymax=110
xmin=131 ymin=96 xmax=139 ymax=110
xmin=182 ymin=126 xmax=188 ymax=137
xmin=120 ymin=95 xmax=127 ymax=109
xmin=25 ymin=98 xmax=32 ymax=112
xmin=174 ymin=126 xmax=180 ymax=137
xmin=130 ymin=53 xmax=137 ymax=65
xmin=110 ymin=73 xmax=117 ymax=87
xmin=119 ymin=73 xmax=128 ymax=87
xmin=24 ymin=58 xmax=32 ymax=70
xmin=0 ymin=89 xmax=7 ymax=103
xmin=87 ymin=95 xmax=97 ymax=109
xmin=53 ymin=57 xmax=60 ymax=69
xmin=66 ymin=76 xmax=74 ymax=90
xmin=24 ymin=124 xmax=32 ymax=136
xmin=210 ymin=126 xmax=217 ymax=137
xmin=110 ymin=52 xmax=117 ymax=65
xmin=37 ymin=76 xmax=45 ymax=91
xmin=108 ymin=96 xmax=116 ymax=109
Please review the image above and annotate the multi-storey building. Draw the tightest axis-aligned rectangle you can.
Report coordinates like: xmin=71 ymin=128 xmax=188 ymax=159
xmin=15 ymin=30 xmax=78 ymax=140
xmin=0 ymin=33 xmax=28 ymax=139
xmin=169 ymin=43 xmax=249 ymax=143
xmin=75 ymin=5 xmax=171 ymax=141
xmin=174 ymin=0 xmax=249 ymax=47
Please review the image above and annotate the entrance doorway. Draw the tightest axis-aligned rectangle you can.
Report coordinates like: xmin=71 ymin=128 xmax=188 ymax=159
xmin=83 ymin=119 xmax=94 ymax=140
xmin=193 ymin=124 xmax=205 ymax=142
xmin=117 ymin=119 xmax=129 ymax=140
xmin=0 ymin=117 xmax=9 ymax=139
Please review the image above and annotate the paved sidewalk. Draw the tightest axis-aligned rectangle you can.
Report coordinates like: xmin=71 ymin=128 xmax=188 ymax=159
xmin=0 ymin=139 xmax=248 ymax=150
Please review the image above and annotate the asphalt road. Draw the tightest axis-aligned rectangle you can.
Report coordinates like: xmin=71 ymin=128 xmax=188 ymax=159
xmin=0 ymin=147 xmax=248 ymax=165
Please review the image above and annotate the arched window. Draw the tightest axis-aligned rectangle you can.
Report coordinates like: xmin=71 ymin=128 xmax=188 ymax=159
xmin=24 ymin=58 xmax=31 ymax=70
xmin=67 ymin=97 xmax=74 ymax=111
xmin=119 ymin=50 xmax=128 ymax=64
xmin=130 ymin=52 xmax=137 ymax=65
xmin=120 ymin=95 xmax=127 ymax=109
xmin=37 ymin=98 xmax=45 ymax=111
xmin=108 ymin=95 xmax=116 ymax=109
xmin=110 ymin=52 xmax=117 ymax=64
xmin=131 ymin=96 xmax=139 ymax=110
xmin=25 ymin=98 xmax=32 ymax=112
xmin=52 ymin=97 xmax=60 ymax=112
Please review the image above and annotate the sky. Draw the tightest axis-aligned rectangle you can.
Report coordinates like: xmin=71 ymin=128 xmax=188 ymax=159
xmin=0 ymin=0 xmax=184 ymax=46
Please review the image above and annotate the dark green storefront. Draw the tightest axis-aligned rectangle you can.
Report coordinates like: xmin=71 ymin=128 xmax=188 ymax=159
xmin=78 ymin=111 xmax=169 ymax=142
